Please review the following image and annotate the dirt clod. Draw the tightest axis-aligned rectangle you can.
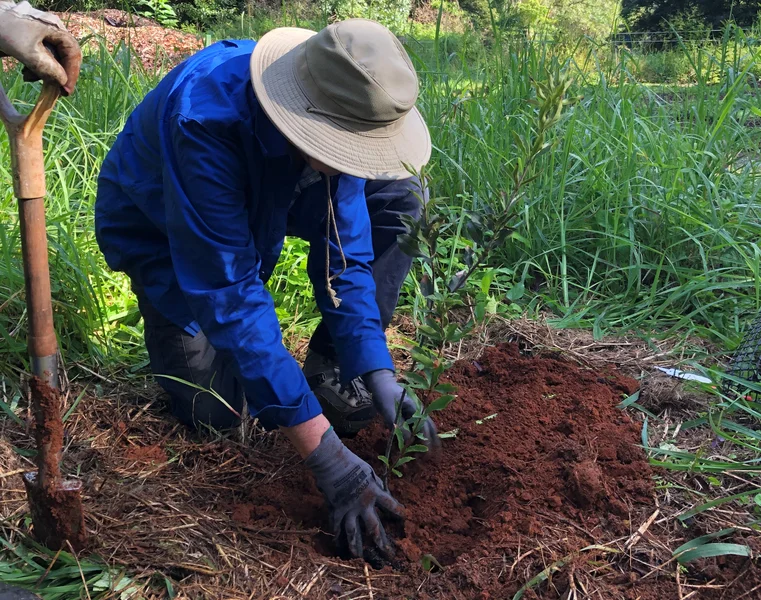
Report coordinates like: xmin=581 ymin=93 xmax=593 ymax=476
xmin=29 ymin=377 xmax=64 ymax=487
xmin=123 ymin=444 xmax=167 ymax=464
xmin=567 ymin=460 xmax=606 ymax=507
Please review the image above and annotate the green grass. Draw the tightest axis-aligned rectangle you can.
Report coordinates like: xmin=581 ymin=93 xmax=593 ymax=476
xmin=0 ymin=533 xmax=143 ymax=598
xmin=3 ymin=17 xmax=758 ymax=382
xmin=1 ymin=11 xmax=761 ymax=598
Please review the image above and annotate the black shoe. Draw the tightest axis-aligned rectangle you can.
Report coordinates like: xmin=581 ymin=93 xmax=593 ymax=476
xmin=302 ymin=350 xmax=376 ymax=437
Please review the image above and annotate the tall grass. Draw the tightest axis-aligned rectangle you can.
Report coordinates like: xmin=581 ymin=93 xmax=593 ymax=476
xmin=1 ymin=19 xmax=760 ymax=383
xmin=408 ymin=23 xmax=761 ymax=346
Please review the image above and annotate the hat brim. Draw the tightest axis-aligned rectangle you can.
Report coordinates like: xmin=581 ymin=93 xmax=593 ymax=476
xmin=250 ymin=27 xmax=431 ymax=180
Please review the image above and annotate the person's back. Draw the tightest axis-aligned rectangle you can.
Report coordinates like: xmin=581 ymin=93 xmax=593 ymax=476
xmin=96 ymin=39 xmax=293 ymax=333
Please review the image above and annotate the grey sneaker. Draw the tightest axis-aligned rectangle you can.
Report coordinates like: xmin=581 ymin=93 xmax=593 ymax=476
xmin=302 ymin=350 xmax=376 ymax=436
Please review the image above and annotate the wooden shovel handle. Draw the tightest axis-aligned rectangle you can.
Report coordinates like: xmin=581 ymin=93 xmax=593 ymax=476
xmin=0 ymin=81 xmax=61 ymax=383
xmin=0 ymin=80 xmax=60 ymax=199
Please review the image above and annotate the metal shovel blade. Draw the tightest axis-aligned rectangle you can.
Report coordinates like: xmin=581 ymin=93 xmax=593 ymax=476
xmin=21 ymin=376 xmax=87 ymax=552
xmin=22 ymin=472 xmax=86 ymax=552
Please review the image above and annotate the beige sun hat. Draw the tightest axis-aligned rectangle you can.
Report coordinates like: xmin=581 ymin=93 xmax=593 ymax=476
xmin=250 ymin=18 xmax=431 ymax=180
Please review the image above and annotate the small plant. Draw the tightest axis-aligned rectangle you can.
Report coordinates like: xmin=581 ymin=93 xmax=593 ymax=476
xmin=137 ymin=0 xmax=179 ymax=28
xmin=379 ymin=69 xmax=579 ymax=480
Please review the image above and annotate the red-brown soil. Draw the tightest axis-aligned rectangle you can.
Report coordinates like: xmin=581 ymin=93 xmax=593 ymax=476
xmin=24 ymin=377 xmax=87 ymax=551
xmin=223 ymin=343 xmax=759 ymax=598
xmin=1 ymin=10 xmax=203 ymax=75
xmin=122 ymin=443 xmax=167 ymax=464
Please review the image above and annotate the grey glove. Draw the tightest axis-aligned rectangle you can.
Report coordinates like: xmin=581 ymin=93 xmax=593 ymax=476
xmin=305 ymin=427 xmax=403 ymax=559
xmin=0 ymin=1 xmax=81 ymax=95
xmin=363 ymin=369 xmax=439 ymax=447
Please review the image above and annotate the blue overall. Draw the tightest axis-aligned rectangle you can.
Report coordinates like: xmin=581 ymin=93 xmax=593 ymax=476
xmin=94 ymin=39 xmax=422 ymax=431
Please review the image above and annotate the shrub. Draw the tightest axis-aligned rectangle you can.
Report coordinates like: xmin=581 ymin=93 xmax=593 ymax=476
xmin=318 ymin=0 xmax=413 ymax=30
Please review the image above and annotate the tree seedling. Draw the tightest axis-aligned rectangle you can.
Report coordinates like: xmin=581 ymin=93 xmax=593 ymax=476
xmin=380 ymin=68 xmax=579 ymax=479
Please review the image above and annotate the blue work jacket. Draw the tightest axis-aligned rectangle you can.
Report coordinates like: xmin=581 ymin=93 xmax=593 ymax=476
xmin=94 ymin=39 xmax=394 ymax=430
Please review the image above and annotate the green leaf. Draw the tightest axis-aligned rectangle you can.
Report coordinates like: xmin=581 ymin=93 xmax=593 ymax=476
xmin=444 ymin=323 xmax=460 ymax=341
xmin=506 ymin=282 xmax=525 ymax=301
xmin=63 ymin=386 xmax=88 ymax=423
xmin=676 ymin=543 xmax=750 ymax=564
xmin=435 ymin=382 xmax=457 ymax=394
xmin=641 ymin=416 xmax=649 ymax=448
xmin=404 ymin=371 xmax=430 ymax=389
xmin=418 ymin=324 xmax=441 ymax=339
xmin=394 ymin=426 xmax=405 ymax=451
xmin=392 ymin=469 xmax=402 ymax=477
xmin=398 ymin=234 xmax=429 ymax=258
xmin=673 ymin=528 xmax=737 ymax=556
xmin=0 ymin=396 xmax=23 ymax=427
xmin=378 ymin=455 xmax=390 ymax=466
xmin=427 ymin=394 xmax=456 ymax=412
xmin=678 ymin=490 xmax=755 ymax=521
xmin=407 ymin=444 xmax=429 ymax=453
xmin=480 ymin=270 xmax=494 ymax=295
xmin=513 ymin=557 xmax=568 ymax=600
xmin=394 ymin=456 xmax=417 ymax=467
xmin=165 ymin=577 xmax=176 ymax=599
xmin=421 ymin=553 xmax=444 ymax=572
xmin=420 ymin=274 xmax=434 ymax=298
xmin=617 ymin=390 xmax=641 ymax=409
xmin=411 ymin=348 xmax=435 ymax=368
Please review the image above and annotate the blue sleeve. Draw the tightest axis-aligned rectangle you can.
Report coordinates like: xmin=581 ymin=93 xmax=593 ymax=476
xmin=307 ymin=175 xmax=394 ymax=382
xmin=160 ymin=114 xmax=323 ymax=431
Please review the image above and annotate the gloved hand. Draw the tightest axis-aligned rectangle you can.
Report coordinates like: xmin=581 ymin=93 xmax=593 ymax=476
xmin=363 ymin=369 xmax=439 ymax=448
xmin=0 ymin=1 xmax=81 ymax=95
xmin=306 ymin=426 xmax=403 ymax=558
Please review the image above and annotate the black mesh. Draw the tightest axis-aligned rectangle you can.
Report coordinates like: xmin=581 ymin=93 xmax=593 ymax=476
xmin=723 ymin=312 xmax=761 ymax=399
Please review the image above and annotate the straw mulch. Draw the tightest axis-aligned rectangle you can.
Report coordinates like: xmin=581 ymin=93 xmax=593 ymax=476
xmin=0 ymin=379 xmax=378 ymax=599
xmin=54 ymin=9 xmax=205 ymax=73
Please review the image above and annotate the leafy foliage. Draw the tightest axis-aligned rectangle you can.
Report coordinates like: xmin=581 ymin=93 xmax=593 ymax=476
xmin=488 ymin=0 xmax=620 ymax=39
xmin=622 ymin=0 xmax=761 ymax=32
xmin=137 ymin=0 xmax=179 ymax=27
xmin=318 ymin=0 xmax=413 ymax=30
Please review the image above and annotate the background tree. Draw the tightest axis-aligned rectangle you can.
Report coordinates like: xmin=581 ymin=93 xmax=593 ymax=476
xmin=622 ymin=0 xmax=761 ymax=32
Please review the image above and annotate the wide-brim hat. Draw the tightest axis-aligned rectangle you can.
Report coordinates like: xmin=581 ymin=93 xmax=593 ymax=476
xmin=250 ymin=19 xmax=431 ymax=180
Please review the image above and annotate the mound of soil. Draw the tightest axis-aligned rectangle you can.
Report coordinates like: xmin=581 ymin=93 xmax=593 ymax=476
xmin=229 ymin=343 xmax=754 ymax=598
xmin=56 ymin=10 xmax=204 ymax=72
xmin=352 ymin=344 xmax=649 ymax=567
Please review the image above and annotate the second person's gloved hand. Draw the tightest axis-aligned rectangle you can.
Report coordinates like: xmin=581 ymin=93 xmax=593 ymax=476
xmin=0 ymin=1 xmax=81 ymax=95
xmin=363 ymin=369 xmax=439 ymax=448
xmin=306 ymin=426 xmax=403 ymax=559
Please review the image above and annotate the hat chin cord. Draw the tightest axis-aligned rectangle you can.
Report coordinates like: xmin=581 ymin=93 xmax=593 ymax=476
xmin=324 ymin=173 xmax=347 ymax=309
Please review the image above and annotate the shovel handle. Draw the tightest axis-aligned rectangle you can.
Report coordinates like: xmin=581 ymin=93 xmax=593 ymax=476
xmin=0 ymin=80 xmax=61 ymax=387
xmin=0 ymin=80 xmax=60 ymax=199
